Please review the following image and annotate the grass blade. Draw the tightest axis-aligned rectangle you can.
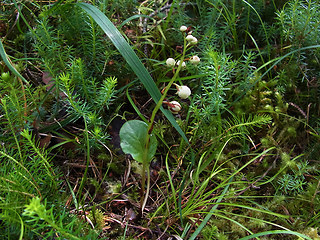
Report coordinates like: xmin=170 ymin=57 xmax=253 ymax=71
xmin=188 ymin=177 xmax=233 ymax=240
xmin=119 ymin=14 xmax=153 ymax=29
xmin=76 ymin=2 xmax=188 ymax=143
xmin=0 ymin=40 xmax=29 ymax=85
xmin=238 ymin=230 xmax=313 ymax=240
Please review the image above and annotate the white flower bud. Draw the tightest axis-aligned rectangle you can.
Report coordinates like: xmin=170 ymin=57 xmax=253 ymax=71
xmin=180 ymin=26 xmax=188 ymax=32
xmin=168 ymin=101 xmax=181 ymax=114
xmin=186 ymin=35 xmax=195 ymax=42
xmin=176 ymin=85 xmax=191 ymax=99
xmin=189 ymin=55 xmax=200 ymax=65
xmin=190 ymin=37 xmax=198 ymax=45
xmin=176 ymin=60 xmax=186 ymax=69
xmin=186 ymin=35 xmax=198 ymax=45
xmin=166 ymin=58 xmax=176 ymax=68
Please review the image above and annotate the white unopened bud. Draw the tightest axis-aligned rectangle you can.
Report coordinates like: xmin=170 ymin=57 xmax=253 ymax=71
xmin=186 ymin=35 xmax=195 ymax=42
xmin=175 ymin=84 xmax=191 ymax=99
xmin=189 ymin=55 xmax=200 ymax=65
xmin=176 ymin=60 xmax=186 ymax=69
xmin=186 ymin=35 xmax=198 ymax=45
xmin=190 ymin=37 xmax=198 ymax=45
xmin=166 ymin=58 xmax=176 ymax=68
xmin=168 ymin=101 xmax=181 ymax=114
xmin=180 ymin=26 xmax=188 ymax=32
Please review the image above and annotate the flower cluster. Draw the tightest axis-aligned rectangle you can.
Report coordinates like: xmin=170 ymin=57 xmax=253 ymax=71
xmin=165 ymin=25 xmax=200 ymax=69
xmin=186 ymin=34 xmax=198 ymax=45
xmin=163 ymin=26 xmax=201 ymax=114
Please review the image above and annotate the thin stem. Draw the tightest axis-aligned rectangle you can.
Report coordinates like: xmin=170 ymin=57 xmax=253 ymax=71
xmin=147 ymin=35 xmax=188 ymax=134
xmin=77 ymin=115 xmax=91 ymax=205
xmin=139 ymin=33 xmax=188 ymax=213
xmin=2 ymin=99 xmax=22 ymax=161
xmin=140 ymin=156 xmax=146 ymax=210
xmin=90 ymin=16 xmax=96 ymax=67
xmin=141 ymin=166 xmax=151 ymax=213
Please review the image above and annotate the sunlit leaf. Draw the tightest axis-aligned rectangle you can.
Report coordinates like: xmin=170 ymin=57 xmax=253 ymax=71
xmin=119 ymin=120 xmax=157 ymax=163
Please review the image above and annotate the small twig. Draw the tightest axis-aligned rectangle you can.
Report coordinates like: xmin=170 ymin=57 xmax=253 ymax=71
xmin=156 ymin=225 xmax=169 ymax=240
xmin=141 ymin=97 xmax=153 ymax=109
xmin=123 ymin=156 xmax=131 ymax=187
xmin=306 ymin=103 xmax=311 ymax=125
xmin=247 ymin=134 xmax=257 ymax=149
xmin=311 ymin=178 xmax=320 ymax=203
xmin=235 ymin=155 xmax=279 ymax=196
xmin=3 ymin=8 xmax=19 ymax=40
xmin=289 ymin=102 xmax=307 ymax=118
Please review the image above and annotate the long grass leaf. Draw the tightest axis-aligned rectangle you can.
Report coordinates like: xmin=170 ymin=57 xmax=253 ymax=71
xmin=119 ymin=14 xmax=153 ymax=29
xmin=76 ymin=3 xmax=188 ymax=143
xmin=0 ymin=40 xmax=29 ymax=85
xmin=238 ymin=230 xmax=312 ymax=240
xmin=188 ymin=177 xmax=233 ymax=240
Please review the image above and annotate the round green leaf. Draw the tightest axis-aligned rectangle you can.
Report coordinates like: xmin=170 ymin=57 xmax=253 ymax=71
xmin=119 ymin=120 xmax=157 ymax=164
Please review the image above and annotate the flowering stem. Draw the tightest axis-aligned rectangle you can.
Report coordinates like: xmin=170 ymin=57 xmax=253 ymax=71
xmin=140 ymin=33 xmax=188 ymax=213
xmin=148 ymin=36 xmax=188 ymax=133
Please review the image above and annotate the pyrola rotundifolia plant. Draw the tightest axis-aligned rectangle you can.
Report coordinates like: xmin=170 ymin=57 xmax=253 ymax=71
xmin=119 ymin=25 xmax=200 ymax=214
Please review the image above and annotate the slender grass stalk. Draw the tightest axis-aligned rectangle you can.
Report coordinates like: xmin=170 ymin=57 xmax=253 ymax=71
xmin=214 ymin=212 xmax=255 ymax=236
xmin=238 ymin=230 xmax=312 ymax=240
xmin=204 ymin=0 xmax=238 ymax=50
xmin=1 ymin=100 xmax=22 ymax=161
xmin=89 ymin=16 xmax=96 ymax=67
xmin=122 ymin=222 xmax=129 ymax=240
xmin=76 ymin=116 xmax=91 ymax=205
xmin=188 ymin=178 xmax=232 ymax=240
xmin=241 ymin=0 xmax=270 ymax=48
xmin=17 ymin=212 xmax=24 ymax=240
xmin=126 ymin=88 xmax=148 ymax=122
xmin=162 ymin=0 xmax=176 ymax=31
xmin=165 ymin=151 xmax=177 ymax=211
xmin=245 ymin=31 xmax=266 ymax=68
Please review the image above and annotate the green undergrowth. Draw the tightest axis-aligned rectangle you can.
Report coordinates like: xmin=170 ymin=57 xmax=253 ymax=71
xmin=0 ymin=0 xmax=319 ymax=239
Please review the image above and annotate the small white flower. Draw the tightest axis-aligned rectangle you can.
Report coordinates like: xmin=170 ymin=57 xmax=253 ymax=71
xmin=168 ymin=101 xmax=181 ymax=114
xmin=175 ymin=84 xmax=191 ymax=99
xmin=189 ymin=37 xmax=198 ymax=45
xmin=186 ymin=35 xmax=198 ymax=45
xmin=189 ymin=55 xmax=200 ymax=65
xmin=180 ymin=26 xmax=188 ymax=32
xmin=166 ymin=58 xmax=176 ymax=68
xmin=176 ymin=60 xmax=186 ymax=69
xmin=186 ymin=35 xmax=195 ymax=42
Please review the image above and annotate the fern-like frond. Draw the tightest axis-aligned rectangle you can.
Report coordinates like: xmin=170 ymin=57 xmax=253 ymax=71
xmin=224 ymin=114 xmax=272 ymax=137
